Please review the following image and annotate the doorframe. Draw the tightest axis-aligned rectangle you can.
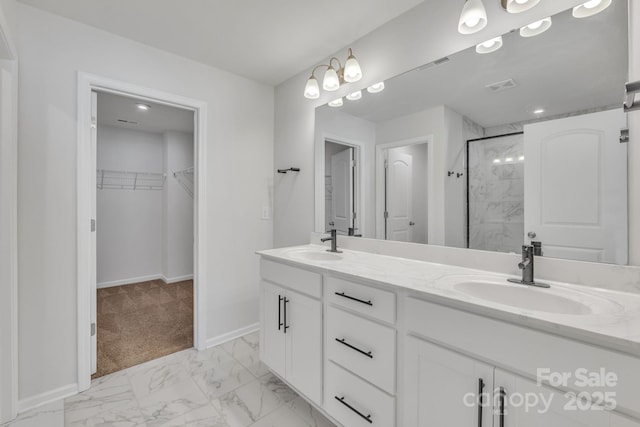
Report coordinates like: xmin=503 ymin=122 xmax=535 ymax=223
xmin=76 ymin=72 xmax=208 ymax=392
xmin=375 ymin=136 xmax=434 ymax=242
xmin=314 ymin=133 xmax=365 ymax=236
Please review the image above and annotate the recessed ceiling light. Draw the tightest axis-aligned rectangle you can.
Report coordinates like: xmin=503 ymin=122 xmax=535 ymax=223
xmin=346 ymin=90 xmax=362 ymax=101
xmin=367 ymin=82 xmax=385 ymax=94
xmin=573 ymin=0 xmax=612 ymax=18
xmin=328 ymin=98 xmax=343 ymax=108
xmin=533 ymin=108 xmax=545 ymax=114
xmin=136 ymin=103 xmax=151 ymax=111
xmin=520 ymin=17 xmax=552 ymax=37
xmin=476 ymin=36 xmax=503 ymax=54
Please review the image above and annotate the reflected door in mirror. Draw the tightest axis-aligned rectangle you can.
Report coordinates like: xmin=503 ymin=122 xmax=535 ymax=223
xmin=330 ymin=147 xmax=354 ymax=235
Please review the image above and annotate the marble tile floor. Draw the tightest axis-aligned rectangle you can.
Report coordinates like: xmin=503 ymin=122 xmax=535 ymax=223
xmin=3 ymin=332 xmax=336 ymax=427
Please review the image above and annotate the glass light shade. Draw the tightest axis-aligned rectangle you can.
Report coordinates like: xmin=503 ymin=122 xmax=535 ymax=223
xmin=519 ymin=17 xmax=552 ymax=37
xmin=323 ymin=67 xmax=340 ymax=91
xmin=344 ymin=55 xmax=363 ymax=83
xmin=458 ymin=0 xmax=488 ymax=35
xmin=367 ymin=82 xmax=385 ymax=94
xmin=572 ymin=0 xmax=611 ymax=18
xmin=346 ymin=90 xmax=362 ymax=101
xmin=328 ymin=98 xmax=343 ymax=107
xmin=503 ymin=0 xmax=540 ymax=13
xmin=476 ymin=36 xmax=503 ymax=54
xmin=303 ymin=76 xmax=320 ymax=99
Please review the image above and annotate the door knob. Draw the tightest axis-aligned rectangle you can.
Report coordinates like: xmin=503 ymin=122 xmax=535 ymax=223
xmin=409 ymin=221 xmax=416 ymax=226
xmin=329 ymin=221 xmax=335 ymax=226
xmin=527 ymin=231 xmax=537 ymax=238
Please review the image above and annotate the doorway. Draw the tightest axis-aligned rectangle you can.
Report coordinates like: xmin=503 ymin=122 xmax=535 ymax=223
xmin=92 ymin=91 xmax=195 ymax=378
xmin=324 ymin=140 xmax=358 ymax=236
xmin=376 ymin=139 xmax=431 ymax=243
xmin=77 ymin=73 xmax=208 ymax=392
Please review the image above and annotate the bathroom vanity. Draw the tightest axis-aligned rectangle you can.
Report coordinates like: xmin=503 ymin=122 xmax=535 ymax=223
xmin=258 ymin=245 xmax=640 ymax=427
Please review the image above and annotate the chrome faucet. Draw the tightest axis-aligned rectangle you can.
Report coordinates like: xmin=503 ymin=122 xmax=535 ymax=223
xmin=508 ymin=245 xmax=550 ymax=288
xmin=321 ymin=229 xmax=342 ymax=253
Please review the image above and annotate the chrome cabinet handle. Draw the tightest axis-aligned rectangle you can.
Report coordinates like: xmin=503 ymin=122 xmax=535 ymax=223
xmin=335 ymin=292 xmax=372 ymax=306
xmin=334 ymin=396 xmax=372 ymax=424
xmin=335 ymin=338 xmax=373 ymax=359
xmin=278 ymin=295 xmax=283 ymax=331
xmin=283 ymin=298 xmax=290 ymax=333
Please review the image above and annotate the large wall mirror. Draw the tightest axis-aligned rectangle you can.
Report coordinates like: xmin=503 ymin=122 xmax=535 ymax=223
xmin=315 ymin=0 xmax=629 ymax=265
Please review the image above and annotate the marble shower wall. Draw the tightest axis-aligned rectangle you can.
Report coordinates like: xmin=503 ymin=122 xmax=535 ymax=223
xmin=468 ymin=133 xmax=524 ymax=254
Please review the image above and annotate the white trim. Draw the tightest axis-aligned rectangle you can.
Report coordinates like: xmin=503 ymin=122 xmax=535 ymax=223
xmin=97 ymin=274 xmax=164 ymax=289
xmin=0 ymin=2 xmax=17 ymax=61
xmin=314 ymin=132 xmax=366 ymax=235
xmin=161 ymin=274 xmax=194 ymax=284
xmin=17 ymin=383 xmax=78 ymax=414
xmin=205 ymin=323 xmax=260 ymax=349
xmin=0 ymin=59 xmax=18 ymax=425
xmin=375 ymin=136 xmax=435 ymax=242
xmin=77 ymin=72 xmax=208 ymax=392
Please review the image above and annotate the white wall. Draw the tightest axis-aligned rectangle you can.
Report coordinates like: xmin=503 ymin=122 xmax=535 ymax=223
xmin=96 ymin=125 xmax=165 ymax=286
xmin=163 ymin=131 xmax=194 ymax=281
xmin=274 ymin=0 xmax=588 ymax=248
xmin=0 ymin=0 xmax=18 ymax=422
xmin=16 ymin=3 xmax=273 ymax=403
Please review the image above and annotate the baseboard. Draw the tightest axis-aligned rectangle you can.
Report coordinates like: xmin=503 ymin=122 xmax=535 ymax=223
xmin=161 ymin=274 xmax=194 ymax=284
xmin=17 ymin=383 xmax=78 ymax=414
xmin=205 ymin=323 xmax=259 ymax=349
xmin=97 ymin=274 xmax=163 ymax=289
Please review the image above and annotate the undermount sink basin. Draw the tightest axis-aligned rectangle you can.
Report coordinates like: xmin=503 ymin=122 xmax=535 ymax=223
xmin=289 ymin=250 xmax=342 ymax=261
xmin=452 ymin=279 xmax=623 ymax=315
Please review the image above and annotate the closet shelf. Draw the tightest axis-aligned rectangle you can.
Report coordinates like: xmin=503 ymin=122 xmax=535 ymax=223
xmin=97 ymin=169 xmax=166 ymax=190
xmin=173 ymin=167 xmax=194 ymax=198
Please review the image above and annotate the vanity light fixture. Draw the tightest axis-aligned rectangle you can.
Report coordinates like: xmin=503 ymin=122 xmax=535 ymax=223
xmin=493 ymin=158 xmax=501 ymax=164
xmin=572 ymin=0 xmax=612 ymax=18
xmin=303 ymin=48 xmax=363 ymax=99
xmin=518 ymin=155 xmax=525 ymax=161
xmin=458 ymin=0 xmax=488 ymax=34
xmin=520 ymin=17 xmax=552 ymax=37
xmin=501 ymin=0 xmax=540 ymax=13
xmin=136 ymin=103 xmax=151 ymax=111
xmin=533 ymin=108 xmax=545 ymax=114
xmin=367 ymin=82 xmax=385 ymax=94
xmin=328 ymin=98 xmax=344 ymax=108
xmin=346 ymin=90 xmax=362 ymax=101
xmin=476 ymin=36 xmax=503 ymax=54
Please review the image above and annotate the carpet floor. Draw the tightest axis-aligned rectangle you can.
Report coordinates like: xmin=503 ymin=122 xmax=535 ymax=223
xmin=93 ymin=279 xmax=193 ymax=379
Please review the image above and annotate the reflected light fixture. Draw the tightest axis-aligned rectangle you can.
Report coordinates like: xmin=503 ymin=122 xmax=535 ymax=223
xmin=533 ymin=108 xmax=545 ymax=114
xmin=367 ymin=82 xmax=385 ymax=94
xmin=346 ymin=90 xmax=362 ymax=101
xmin=476 ymin=36 xmax=503 ymax=54
xmin=328 ymin=98 xmax=344 ymax=108
xmin=136 ymin=103 xmax=151 ymax=111
xmin=520 ymin=17 xmax=552 ymax=37
xmin=458 ymin=0 xmax=488 ymax=34
xmin=501 ymin=0 xmax=540 ymax=13
xmin=572 ymin=0 xmax=612 ymax=18
xmin=304 ymin=48 xmax=362 ymax=99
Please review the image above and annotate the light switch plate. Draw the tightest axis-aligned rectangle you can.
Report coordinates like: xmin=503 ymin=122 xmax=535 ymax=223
xmin=261 ymin=206 xmax=270 ymax=220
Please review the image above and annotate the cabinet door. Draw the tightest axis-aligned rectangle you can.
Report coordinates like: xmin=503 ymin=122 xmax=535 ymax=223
xmin=260 ymin=281 xmax=286 ymax=378
xmin=495 ymin=369 xmax=611 ymax=426
xmin=404 ymin=336 xmax=494 ymax=427
xmin=285 ymin=289 xmax=323 ymax=405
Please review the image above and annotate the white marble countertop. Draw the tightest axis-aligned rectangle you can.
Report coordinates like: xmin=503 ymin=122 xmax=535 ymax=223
xmin=257 ymin=244 xmax=640 ymax=357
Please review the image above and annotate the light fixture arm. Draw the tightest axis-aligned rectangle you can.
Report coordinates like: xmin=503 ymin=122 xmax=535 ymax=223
xmin=328 ymin=57 xmax=343 ymax=72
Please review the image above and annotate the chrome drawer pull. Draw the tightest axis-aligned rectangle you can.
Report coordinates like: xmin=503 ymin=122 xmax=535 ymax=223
xmin=334 ymin=396 xmax=372 ymax=424
xmin=335 ymin=292 xmax=372 ymax=306
xmin=335 ymin=338 xmax=373 ymax=359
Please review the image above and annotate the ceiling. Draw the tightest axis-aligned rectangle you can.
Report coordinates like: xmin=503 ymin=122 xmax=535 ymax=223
xmin=331 ymin=1 xmax=628 ymax=128
xmin=97 ymin=91 xmax=194 ymax=134
xmin=17 ymin=0 xmax=424 ymax=85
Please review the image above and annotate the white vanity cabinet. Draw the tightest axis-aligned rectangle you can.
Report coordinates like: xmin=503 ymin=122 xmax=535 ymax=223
xmin=259 ymin=260 xmax=323 ymax=405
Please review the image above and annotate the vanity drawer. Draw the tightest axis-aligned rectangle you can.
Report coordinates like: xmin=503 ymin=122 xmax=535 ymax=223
xmin=260 ymin=258 xmax=322 ymax=298
xmin=326 ymin=306 xmax=396 ymax=394
xmin=325 ymin=361 xmax=395 ymax=427
xmin=326 ymin=276 xmax=396 ymax=324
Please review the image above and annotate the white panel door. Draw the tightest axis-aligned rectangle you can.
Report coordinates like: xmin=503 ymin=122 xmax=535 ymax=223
xmin=260 ymin=281 xmax=286 ymax=379
xmin=331 ymin=147 xmax=353 ymax=235
xmin=285 ymin=289 xmax=322 ymax=405
xmin=404 ymin=337 xmax=494 ymax=427
xmin=524 ymin=109 xmax=627 ymax=264
xmin=495 ymin=369 xmax=612 ymax=426
xmin=386 ymin=150 xmax=413 ymax=242
xmin=90 ymin=90 xmax=98 ymax=375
